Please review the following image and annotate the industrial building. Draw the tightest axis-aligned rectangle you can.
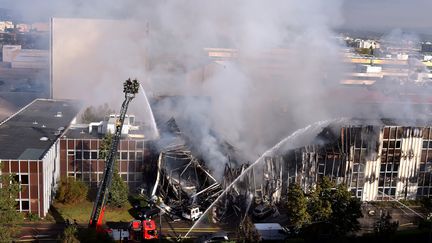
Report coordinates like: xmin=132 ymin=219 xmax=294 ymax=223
xmin=0 ymin=99 xmax=80 ymax=217
xmin=242 ymin=120 xmax=432 ymax=204
xmin=59 ymin=115 xmax=157 ymax=190
xmin=2 ymin=45 xmax=49 ymax=69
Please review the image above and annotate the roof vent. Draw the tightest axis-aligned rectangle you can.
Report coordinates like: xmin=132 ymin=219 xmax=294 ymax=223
xmin=33 ymin=121 xmax=38 ymax=125
xmin=55 ymin=112 xmax=63 ymax=117
xmin=40 ymin=137 xmax=48 ymax=141
xmin=41 ymin=124 xmax=46 ymax=128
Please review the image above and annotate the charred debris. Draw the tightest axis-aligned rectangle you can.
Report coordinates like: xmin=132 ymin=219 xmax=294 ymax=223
xmin=147 ymin=116 xmax=427 ymax=224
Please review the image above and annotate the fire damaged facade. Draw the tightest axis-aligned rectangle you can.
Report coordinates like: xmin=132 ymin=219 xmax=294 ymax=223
xmin=256 ymin=121 xmax=431 ymax=202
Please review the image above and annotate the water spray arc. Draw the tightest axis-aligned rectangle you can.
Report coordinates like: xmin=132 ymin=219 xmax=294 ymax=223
xmin=139 ymin=83 xmax=159 ymax=139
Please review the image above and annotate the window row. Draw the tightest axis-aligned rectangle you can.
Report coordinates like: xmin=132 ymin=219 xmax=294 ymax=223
xmin=66 ymin=140 xmax=144 ymax=150
xmin=378 ymin=173 xmax=398 ymax=187
xmin=68 ymin=151 xmax=144 ymax=160
xmin=383 ymin=127 xmax=404 ymax=140
xmin=417 ymin=187 xmax=432 ymax=197
xmin=68 ymin=172 xmax=144 ymax=182
xmin=382 ymin=140 xmax=401 ymax=149
xmin=67 ymin=160 xmax=147 ymax=172
xmin=377 ymin=187 xmax=396 ymax=196
xmin=380 ymin=163 xmax=399 ymax=173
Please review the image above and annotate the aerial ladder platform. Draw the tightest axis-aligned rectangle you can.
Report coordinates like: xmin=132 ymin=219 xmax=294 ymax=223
xmin=89 ymin=78 xmax=139 ymax=231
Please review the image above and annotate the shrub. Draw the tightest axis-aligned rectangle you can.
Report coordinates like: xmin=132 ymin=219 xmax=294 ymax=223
xmin=27 ymin=212 xmax=40 ymax=221
xmin=56 ymin=177 xmax=89 ymax=204
xmin=62 ymin=225 xmax=79 ymax=243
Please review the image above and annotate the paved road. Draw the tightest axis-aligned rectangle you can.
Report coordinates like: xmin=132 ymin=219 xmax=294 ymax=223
xmin=15 ymin=216 xmax=229 ymax=242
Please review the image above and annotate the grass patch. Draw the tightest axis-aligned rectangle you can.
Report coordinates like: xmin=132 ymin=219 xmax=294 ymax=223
xmin=53 ymin=201 xmax=134 ymax=224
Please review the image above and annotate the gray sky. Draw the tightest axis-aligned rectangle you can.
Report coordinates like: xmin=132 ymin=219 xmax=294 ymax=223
xmin=1 ymin=0 xmax=431 ymax=34
xmin=342 ymin=0 xmax=432 ymax=33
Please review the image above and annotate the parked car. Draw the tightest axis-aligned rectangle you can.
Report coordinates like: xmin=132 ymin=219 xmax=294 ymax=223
xmin=182 ymin=206 xmax=203 ymax=221
xmin=252 ymin=204 xmax=275 ymax=220
xmin=195 ymin=231 xmax=229 ymax=243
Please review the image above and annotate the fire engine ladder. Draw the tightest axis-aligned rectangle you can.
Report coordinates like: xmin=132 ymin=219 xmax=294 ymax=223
xmin=89 ymin=78 xmax=140 ymax=230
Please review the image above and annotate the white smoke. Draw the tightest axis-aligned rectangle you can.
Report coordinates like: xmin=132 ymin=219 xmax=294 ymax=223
xmin=3 ymin=0 xmax=352 ymax=179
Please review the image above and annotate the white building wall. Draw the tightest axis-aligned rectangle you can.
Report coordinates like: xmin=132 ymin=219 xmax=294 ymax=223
xmin=362 ymin=130 xmax=383 ymax=201
xmin=397 ymin=133 xmax=422 ymax=200
xmin=41 ymin=141 xmax=61 ymax=217
xmin=2 ymin=45 xmax=21 ymax=63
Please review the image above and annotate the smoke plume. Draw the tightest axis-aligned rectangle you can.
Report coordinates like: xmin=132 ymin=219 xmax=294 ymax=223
xmin=4 ymin=0 xmax=354 ymax=179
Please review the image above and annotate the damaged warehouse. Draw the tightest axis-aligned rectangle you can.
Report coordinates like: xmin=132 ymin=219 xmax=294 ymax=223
xmin=226 ymin=120 xmax=429 ymax=206
xmin=151 ymin=118 xmax=223 ymax=219
xmin=148 ymin=118 xmax=432 ymax=224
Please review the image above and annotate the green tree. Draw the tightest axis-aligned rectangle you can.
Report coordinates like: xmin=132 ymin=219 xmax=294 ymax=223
xmin=0 ymin=170 xmax=23 ymax=242
xmin=99 ymin=134 xmax=129 ymax=208
xmin=307 ymin=177 xmax=362 ymax=237
xmin=286 ymin=183 xmax=310 ymax=228
xmin=109 ymin=166 xmax=129 ymax=208
xmin=237 ymin=215 xmax=260 ymax=243
xmin=80 ymin=103 xmax=114 ymax=123
xmin=329 ymin=183 xmax=363 ymax=235
xmin=308 ymin=177 xmax=333 ymax=222
xmin=373 ymin=211 xmax=398 ymax=239
xmin=56 ymin=177 xmax=89 ymax=204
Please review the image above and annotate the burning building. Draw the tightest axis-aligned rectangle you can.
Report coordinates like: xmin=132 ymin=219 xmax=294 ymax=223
xmin=226 ymin=119 xmax=432 ymax=206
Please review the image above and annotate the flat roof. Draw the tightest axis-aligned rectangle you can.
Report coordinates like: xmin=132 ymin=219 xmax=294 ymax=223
xmin=63 ymin=123 xmax=147 ymax=140
xmin=0 ymin=99 xmax=81 ymax=160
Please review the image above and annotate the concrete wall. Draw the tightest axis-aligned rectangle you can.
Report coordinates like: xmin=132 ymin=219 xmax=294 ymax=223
xmin=2 ymin=45 xmax=21 ymax=63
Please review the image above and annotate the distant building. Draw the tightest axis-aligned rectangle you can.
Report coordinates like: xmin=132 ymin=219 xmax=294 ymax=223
xmin=2 ymin=45 xmax=21 ymax=62
xmin=2 ymin=45 xmax=49 ymax=69
xmin=31 ymin=22 xmax=49 ymax=32
xmin=4 ymin=21 xmax=13 ymax=30
xmin=358 ymin=64 xmax=382 ymax=73
xmin=0 ymin=21 xmax=6 ymax=32
xmin=421 ymin=42 xmax=432 ymax=53
xmin=16 ymin=23 xmax=30 ymax=32
xmin=351 ymin=39 xmax=380 ymax=49
xmin=0 ymin=99 xmax=80 ymax=217
xmin=11 ymin=49 xmax=49 ymax=69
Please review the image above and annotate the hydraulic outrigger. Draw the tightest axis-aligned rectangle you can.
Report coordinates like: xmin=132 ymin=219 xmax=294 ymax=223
xmin=89 ymin=78 xmax=139 ymax=231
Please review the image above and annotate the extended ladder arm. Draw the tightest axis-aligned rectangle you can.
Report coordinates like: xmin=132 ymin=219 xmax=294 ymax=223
xmin=89 ymin=78 xmax=140 ymax=230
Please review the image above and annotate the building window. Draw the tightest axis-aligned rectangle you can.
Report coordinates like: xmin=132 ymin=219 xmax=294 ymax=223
xmin=13 ymin=174 xmax=29 ymax=185
xmin=136 ymin=152 xmax=143 ymax=161
xmin=91 ymin=151 xmax=98 ymax=159
xmin=83 ymin=151 xmax=90 ymax=159
xmin=21 ymin=200 xmax=29 ymax=211
xmin=121 ymin=152 xmax=128 ymax=160
xmin=21 ymin=174 xmax=29 ymax=185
